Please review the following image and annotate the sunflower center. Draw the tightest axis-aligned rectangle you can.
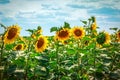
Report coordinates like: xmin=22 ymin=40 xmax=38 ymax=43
xmin=37 ymin=38 xmax=44 ymax=48
xmin=58 ymin=30 xmax=68 ymax=38
xmin=74 ymin=29 xmax=82 ymax=36
xmin=119 ymin=32 xmax=120 ymax=38
xmin=16 ymin=45 xmax=22 ymax=50
xmin=7 ymin=28 xmax=17 ymax=39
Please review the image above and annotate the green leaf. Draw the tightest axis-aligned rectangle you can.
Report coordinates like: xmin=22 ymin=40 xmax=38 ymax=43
xmin=63 ymin=22 xmax=70 ymax=29
xmin=26 ymin=29 xmax=35 ymax=33
xmin=48 ymin=52 xmax=56 ymax=58
xmin=109 ymin=27 xmax=118 ymax=31
xmin=67 ymin=48 xmax=75 ymax=55
xmin=5 ymin=44 xmax=14 ymax=50
xmin=82 ymin=36 xmax=91 ymax=41
xmin=0 ymin=23 xmax=6 ymax=29
xmin=6 ymin=64 xmax=17 ymax=74
xmin=78 ymin=49 xmax=89 ymax=54
xmin=86 ymin=42 xmax=96 ymax=49
xmin=80 ymin=20 xmax=87 ymax=24
xmin=50 ymin=27 xmax=58 ymax=32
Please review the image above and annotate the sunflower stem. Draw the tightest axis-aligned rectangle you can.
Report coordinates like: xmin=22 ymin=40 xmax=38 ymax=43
xmin=77 ymin=40 xmax=82 ymax=77
xmin=92 ymin=43 xmax=96 ymax=80
xmin=0 ymin=35 xmax=5 ymax=80
xmin=24 ymin=41 xmax=31 ymax=80
xmin=56 ymin=41 xmax=60 ymax=80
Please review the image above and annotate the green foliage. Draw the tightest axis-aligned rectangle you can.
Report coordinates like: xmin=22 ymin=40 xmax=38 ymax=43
xmin=63 ymin=22 xmax=71 ymax=29
xmin=0 ymin=17 xmax=120 ymax=80
xmin=50 ymin=27 xmax=58 ymax=32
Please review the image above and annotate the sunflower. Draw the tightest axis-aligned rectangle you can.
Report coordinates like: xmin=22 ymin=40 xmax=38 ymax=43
xmin=31 ymin=34 xmax=36 ymax=39
xmin=35 ymin=36 xmax=48 ymax=52
xmin=13 ymin=44 xmax=24 ymax=51
xmin=97 ymin=32 xmax=110 ymax=45
xmin=72 ymin=27 xmax=85 ymax=39
xmin=36 ymin=29 xmax=42 ymax=35
xmin=91 ymin=22 xmax=97 ymax=30
xmin=55 ymin=28 xmax=70 ymax=41
xmin=4 ymin=25 xmax=21 ymax=44
xmin=117 ymin=31 xmax=120 ymax=42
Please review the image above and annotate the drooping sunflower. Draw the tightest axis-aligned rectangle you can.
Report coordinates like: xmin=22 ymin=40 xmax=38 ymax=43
xmin=13 ymin=44 xmax=24 ymax=51
xmin=117 ymin=31 xmax=120 ymax=42
xmin=55 ymin=28 xmax=70 ymax=41
xmin=97 ymin=32 xmax=110 ymax=45
xmin=35 ymin=36 xmax=48 ymax=52
xmin=4 ymin=25 xmax=21 ymax=44
xmin=72 ymin=27 xmax=85 ymax=39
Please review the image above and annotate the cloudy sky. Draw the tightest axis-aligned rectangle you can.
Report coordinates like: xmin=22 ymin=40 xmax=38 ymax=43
xmin=0 ymin=0 xmax=120 ymax=36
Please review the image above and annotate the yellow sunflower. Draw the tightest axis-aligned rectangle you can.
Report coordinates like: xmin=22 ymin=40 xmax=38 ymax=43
xmin=35 ymin=36 xmax=48 ymax=52
xmin=4 ymin=25 xmax=21 ymax=44
xmin=31 ymin=34 xmax=36 ymax=39
xmin=97 ymin=32 xmax=110 ymax=45
xmin=105 ymin=32 xmax=111 ymax=44
xmin=91 ymin=22 xmax=97 ymax=30
xmin=36 ymin=29 xmax=42 ymax=35
xmin=117 ymin=31 xmax=120 ymax=42
xmin=13 ymin=44 xmax=24 ymax=51
xmin=72 ymin=27 xmax=85 ymax=39
xmin=55 ymin=28 xmax=70 ymax=41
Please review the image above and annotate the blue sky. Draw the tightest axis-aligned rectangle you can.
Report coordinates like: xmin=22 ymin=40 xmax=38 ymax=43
xmin=0 ymin=0 xmax=120 ymax=36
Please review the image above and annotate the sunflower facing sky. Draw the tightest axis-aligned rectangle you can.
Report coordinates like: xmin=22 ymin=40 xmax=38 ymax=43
xmin=97 ymin=32 xmax=111 ymax=45
xmin=13 ymin=44 xmax=24 ymax=51
xmin=4 ymin=25 xmax=21 ymax=44
xmin=35 ymin=36 xmax=48 ymax=52
xmin=72 ymin=27 xmax=85 ymax=39
xmin=55 ymin=28 xmax=70 ymax=41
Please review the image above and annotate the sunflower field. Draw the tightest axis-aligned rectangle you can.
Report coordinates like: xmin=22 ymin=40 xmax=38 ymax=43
xmin=0 ymin=16 xmax=120 ymax=80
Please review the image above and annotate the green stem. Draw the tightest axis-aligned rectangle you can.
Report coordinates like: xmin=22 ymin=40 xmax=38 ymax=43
xmin=56 ymin=41 xmax=59 ymax=80
xmin=93 ymin=45 xmax=96 ymax=80
xmin=77 ymin=40 xmax=81 ymax=76
xmin=24 ymin=41 xmax=31 ymax=80
xmin=0 ymin=37 xmax=4 ymax=66
xmin=0 ymin=36 xmax=5 ymax=80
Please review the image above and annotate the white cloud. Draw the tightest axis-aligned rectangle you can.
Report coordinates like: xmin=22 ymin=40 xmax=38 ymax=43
xmin=0 ymin=0 xmax=120 ymax=36
xmin=65 ymin=9 xmax=89 ymax=21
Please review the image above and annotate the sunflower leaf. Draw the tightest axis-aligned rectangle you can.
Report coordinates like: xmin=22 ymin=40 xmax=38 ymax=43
xmin=0 ymin=23 xmax=6 ymax=29
xmin=63 ymin=22 xmax=70 ymax=29
xmin=80 ymin=20 xmax=87 ymax=24
xmin=109 ymin=27 xmax=118 ymax=31
xmin=26 ymin=29 xmax=34 ymax=33
xmin=50 ymin=27 xmax=58 ymax=32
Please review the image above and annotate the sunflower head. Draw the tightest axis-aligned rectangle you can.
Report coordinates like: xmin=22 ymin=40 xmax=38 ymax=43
xmin=36 ymin=29 xmax=42 ymax=35
xmin=55 ymin=28 xmax=70 ymax=41
xmin=4 ymin=25 xmax=21 ymax=44
xmin=31 ymin=34 xmax=36 ymax=39
xmin=72 ymin=27 xmax=85 ymax=39
xmin=91 ymin=22 xmax=97 ymax=31
xmin=97 ymin=32 xmax=110 ymax=45
xmin=117 ymin=31 xmax=120 ymax=42
xmin=13 ymin=44 xmax=24 ymax=51
xmin=35 ymin=36 xmax=48 ymax=52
